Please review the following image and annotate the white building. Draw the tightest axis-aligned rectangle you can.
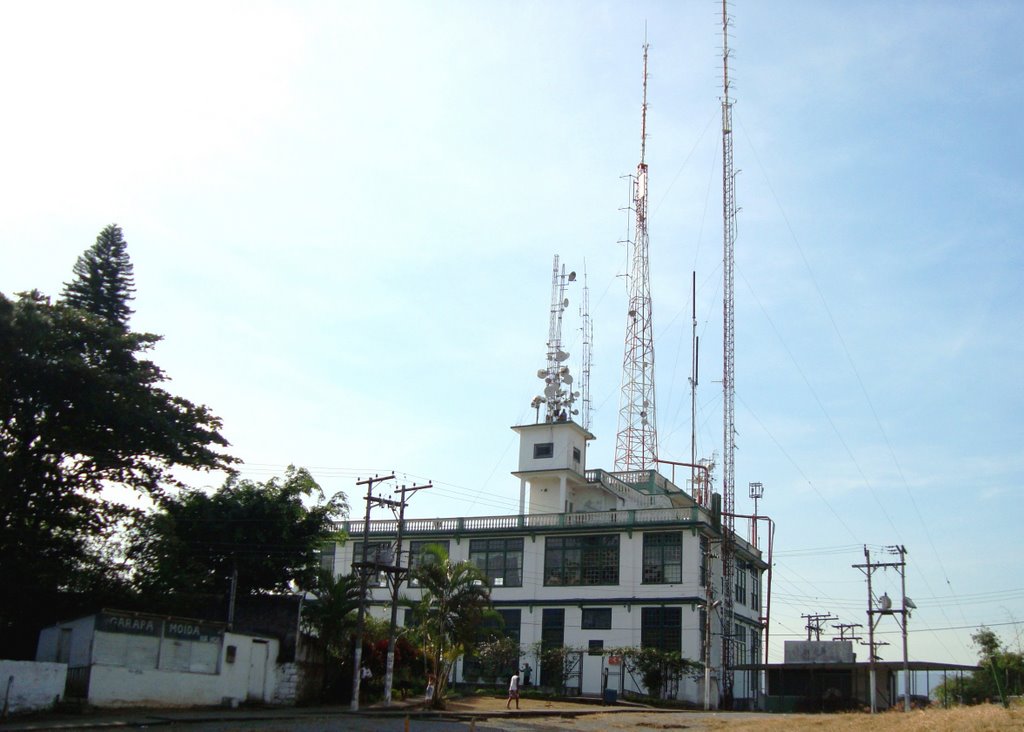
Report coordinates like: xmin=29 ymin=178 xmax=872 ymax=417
xmin=36 ymin=610 xmax=290 ymax=707
xmin=326 ymin=417 xmax=767 ymax=708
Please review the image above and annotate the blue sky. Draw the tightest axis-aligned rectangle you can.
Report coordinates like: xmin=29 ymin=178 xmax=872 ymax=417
xmin=2 ymin=1 xmax=1022 ymax=667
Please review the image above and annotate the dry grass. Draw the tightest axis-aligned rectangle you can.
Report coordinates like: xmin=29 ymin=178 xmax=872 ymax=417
xmin=702 ymin=704 xmax=1024 ymax=731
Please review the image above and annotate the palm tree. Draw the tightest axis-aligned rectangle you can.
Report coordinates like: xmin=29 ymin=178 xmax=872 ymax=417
xmin=303 ymin=570 xmax=362 ymax=699
xmin=410 ymin=544 xmax=491 ymax=707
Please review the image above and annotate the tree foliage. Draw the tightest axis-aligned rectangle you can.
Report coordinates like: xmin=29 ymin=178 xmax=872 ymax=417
xmin=610 ymin=646 xmax=701 ymax=699
xmin=61 ymin=224 xmax=136 ymax=328
xmin=0 ymin=283 xmax=234 ymax=656
xmin=130 ymin=466 xmax=348 ymax=611
xmin=408 ymin=544 xmax=491 ymax=707
xmin=934 ymin=627 xmax=1023 ymax=706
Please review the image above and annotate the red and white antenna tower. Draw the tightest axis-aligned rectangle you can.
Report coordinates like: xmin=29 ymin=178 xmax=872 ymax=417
xmin=720 ymin=0 xmax=739 ymax=704
xmin=614 ymin=40 xmax=657 ymax=472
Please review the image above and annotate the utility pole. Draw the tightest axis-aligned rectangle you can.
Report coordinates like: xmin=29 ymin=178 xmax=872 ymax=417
xmin=350 ymin=473 xmax=395 ymax=711
xmin=832 ymin=622 xmax=863 ymax=642
xmin=801 ymin=613 xmax=836 ymax=642
xmin=853 ymin=545 xmax=911 ymax=713
xmin=703 ymin=538 xmax=720 ymax=711
xmin=382 ymin=481 xmax=432 ymax=706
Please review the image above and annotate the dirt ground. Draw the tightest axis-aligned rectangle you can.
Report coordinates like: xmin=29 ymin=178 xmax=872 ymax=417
xmin=442 ymin=695 xmax=1024 ymax=731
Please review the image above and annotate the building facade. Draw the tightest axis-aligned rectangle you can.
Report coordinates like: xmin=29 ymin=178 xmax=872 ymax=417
xmin=325 ymin=418 xmax=767 ymax=707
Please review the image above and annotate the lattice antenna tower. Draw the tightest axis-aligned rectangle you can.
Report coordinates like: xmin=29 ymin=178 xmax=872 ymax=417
xmin=614 ymin=39 xmax=658 ymax=471
xmin=579 ymin=263 xmax=594 ymax=431
xmin=719 ymin=0 xmax=739 ymax=704
xmin=532 ymin=255 xmax=579 ymax=422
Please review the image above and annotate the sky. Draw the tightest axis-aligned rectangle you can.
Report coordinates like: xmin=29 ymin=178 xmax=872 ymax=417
xmin=2 ymin=1 xmax=1022 ymax=668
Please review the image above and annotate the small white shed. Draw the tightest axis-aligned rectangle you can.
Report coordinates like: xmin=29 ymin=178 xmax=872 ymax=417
xmin=36 ymin=609 xmax=281 ymax=708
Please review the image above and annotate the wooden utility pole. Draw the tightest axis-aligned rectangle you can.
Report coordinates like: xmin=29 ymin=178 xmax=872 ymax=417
xmin=383 ymin=482 xmax=432 ymax=706
xmin=350 ymin=474 xmax=395 ymax=711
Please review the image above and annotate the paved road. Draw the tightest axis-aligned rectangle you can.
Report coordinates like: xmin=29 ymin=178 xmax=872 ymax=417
xmin=152 ymin=710 xmax=770 ymax=732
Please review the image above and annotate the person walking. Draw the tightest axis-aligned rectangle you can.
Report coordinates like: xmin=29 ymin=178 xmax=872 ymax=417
xmin=506 ymin=671 xmax=520 ymax=709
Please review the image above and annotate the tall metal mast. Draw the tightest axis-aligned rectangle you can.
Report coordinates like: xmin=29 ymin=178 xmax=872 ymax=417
xmin=614 ymin=40 xmax=658 ymax=472
xmin=580 ymin=264 xmax=594 ymax=431
xmin=719 ymin=0 xmax=739 ymax=705
xmin=533 ymin=255 xmax=578 ymax=422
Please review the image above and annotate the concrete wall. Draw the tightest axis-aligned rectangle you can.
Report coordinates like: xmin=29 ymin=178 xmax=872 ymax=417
xmin=0 ymin=661 xmax=67 ymax=714
xmin=87 ymin=633 xmax=279 ymax=707
xmin=36 ymin=615 xmax=96 ymax=667
xmin=785 ymin=641 xmax=856 ymax=664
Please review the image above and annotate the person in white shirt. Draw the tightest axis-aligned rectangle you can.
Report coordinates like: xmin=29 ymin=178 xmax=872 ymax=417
xmin=506 ymin=672 xmax=520 ymax=709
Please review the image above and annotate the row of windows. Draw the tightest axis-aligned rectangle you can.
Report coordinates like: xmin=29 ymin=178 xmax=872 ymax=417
xmin=404 ymin=604 xmax=760 ymax=663
xmin=343 ymin=533 xmax=760 ymax=595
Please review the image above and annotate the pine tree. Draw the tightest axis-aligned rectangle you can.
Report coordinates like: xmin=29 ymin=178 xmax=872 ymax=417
xmin=62 ymin=224 xmax=136 ymax=327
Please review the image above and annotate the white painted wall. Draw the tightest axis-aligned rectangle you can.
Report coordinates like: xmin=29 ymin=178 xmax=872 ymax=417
xmin=86 ymin=633 xmax=279 ymax=707
xmin=36 ymin=615 xmax=96 ymax=667
xmin=0 ymin=661 xmax=67 ymax=714
xmin=514 ymin=421 xmax=590 ymax=473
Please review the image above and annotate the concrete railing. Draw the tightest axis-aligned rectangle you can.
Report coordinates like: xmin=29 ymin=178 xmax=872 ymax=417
xmin=337 ymin=505 xmax=700 ymax=536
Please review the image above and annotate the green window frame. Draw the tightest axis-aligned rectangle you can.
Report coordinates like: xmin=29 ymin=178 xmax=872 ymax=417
xmin=544 ymin=535 xmax=619 ymax=586
xmin=641 ymin=606 xmax=682 ymax=652
xmin=642 ymin=532 xmax=682 ymax=584
xmin=469 ymin=538 xmax=523 ymax=587
xmin=581 ymin=608 xmax=612 ymax=629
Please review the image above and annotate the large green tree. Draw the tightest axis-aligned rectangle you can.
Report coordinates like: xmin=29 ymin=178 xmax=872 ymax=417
xmin=0 ymin=229 xmax=234 ymax=657
xmin=409 ymin=545 xmax=491 ymax=707
xmin=130 ymin=466 xmax=348 ymax=611
xmin=934 ymin=628 xmax=1023 ymax=705
xmin=61 ymin=224 xmax=136 ymax=328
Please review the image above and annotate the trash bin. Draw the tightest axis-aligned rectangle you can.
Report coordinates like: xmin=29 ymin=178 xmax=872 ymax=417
xmin=603 ymin=688 xmax=617 ymax=705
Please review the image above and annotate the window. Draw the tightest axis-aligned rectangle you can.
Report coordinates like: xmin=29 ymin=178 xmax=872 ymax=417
xmin=750 ymin=568 xmax=760 ymax=612
xmin=409 ymin=540 xmax=450 ymax=568
xmin=642 ymin=532 xmax=682 ymax=584
xmin=573 ymin=446 xmax=581 ymax=463
xmin=469 ymin=538 xmax=523 ymax=587
xmin=736 ymin=566 xmax=747 ymax=605
xmin=581 ymin=608 xmax=612 ymax=630
xmin=588 ymin=640 xmax=604 ymax=656
xmin=540 ymin=609 xmax=565 ymax=686
xmin=544 ymin=535 xmax=619 ymax=586
xmin=464 ymin=609 xmax=522 ymax=680
xmin=641 ymin=607 xmax=682 ymax=652
xmin=750 ymin=628 xmax=760 ymax=664
xmin=734 ymin=623 xmax=747 ymax=669
xmin=495 ymin=609 xmax=522 ymax=643
xmin=408 ymin=540 xmax=450 ymax=586
xmin=534 ymin=442 xmax=554 ymax=459
xmin=352 ymin=542 xmax=392 ymax=586
xmin=318 ymin=542 xmax=336 ymax=575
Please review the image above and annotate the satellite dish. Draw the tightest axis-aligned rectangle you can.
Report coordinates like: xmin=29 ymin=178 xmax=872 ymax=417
xmin=537 ymin=369 xmax=547 ymax=379
xmin=563 ymin=298 xmax=569 ymax=308
xmin=629 ymin=309 xmax=637 ymax=317
xmin=563 ymin=374 xmax=573 ymax=385
xmin=571 ymin=409 xmax=579 ymax=415
xmin=531 ymin=396 xmax=543 ymax=408
xmin=556 ymin=350 xmax=570 ymax=362
xmin=641 ymin=417 xmax=649 ymax=426
xmin=544 ymin=384 xmax=557 ymax=398
xmin=568 ymin=271 xmax=576 ymax=281
xmin=878 ymin=593 xmax=892 ymax=611
xmin=572 ymin=391 xmax=580 ymax=397
xmin=905 ymin=596 xmax=917 ymax=610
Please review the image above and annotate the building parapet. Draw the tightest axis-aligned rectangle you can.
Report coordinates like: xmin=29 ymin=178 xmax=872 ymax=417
xmin=335 ymin=505 xmax=706 ymax=537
